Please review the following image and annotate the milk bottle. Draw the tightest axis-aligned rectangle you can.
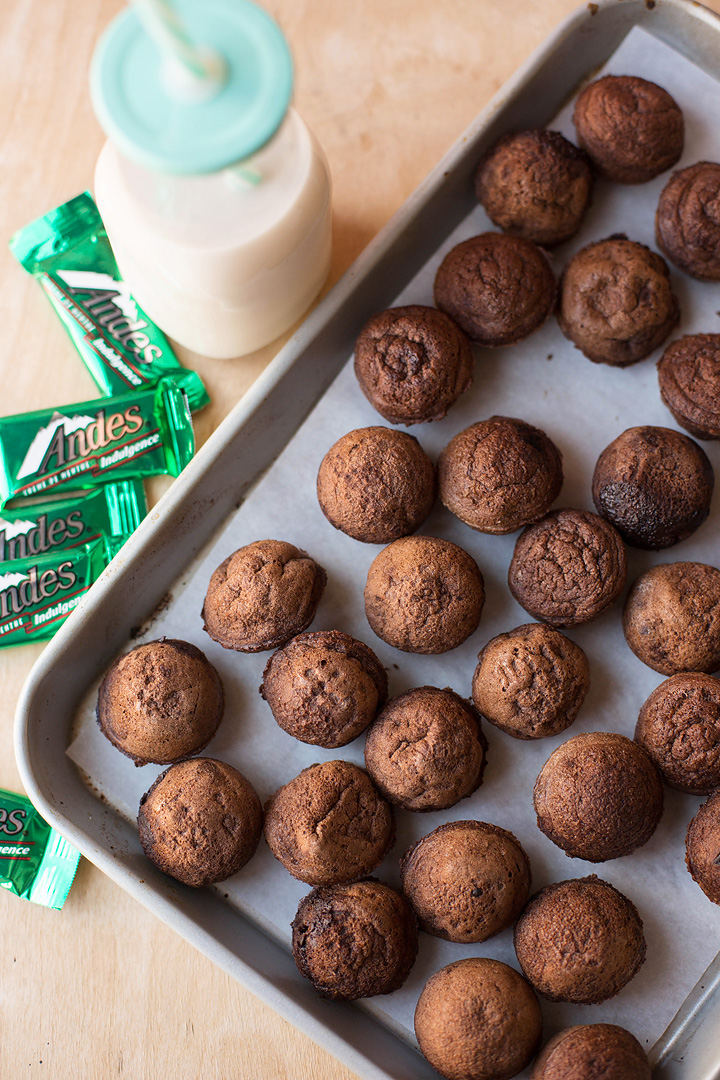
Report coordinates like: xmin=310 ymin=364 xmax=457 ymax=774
xmin=90 ymin=0 xmax=332 ymax=359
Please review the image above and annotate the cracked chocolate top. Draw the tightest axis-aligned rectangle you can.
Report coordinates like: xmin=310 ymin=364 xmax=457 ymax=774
xmin=263 ymin=760 xmax=394 ymax=887
xmin=573 ymin=75 xmax=683 ymax=183
xmin=623 ymin=561 xmax=720 ymax=675
xmin=353 ymin=305 xmax=473 ymax=425
xmin=260 ymin=630 xmax=388 ymax=748
xmin=656 ymin=162 xmax=720 ymax=281
xmin=686 ymin=789 xmax=720 ymax=906
xmin=400 ymin=820 xmax=530 ymax=943
xmin=472 ymin=622 xmax=589 ymax=740
xmin=202 ymin=539 xmax=326 ymax=653
xmin=137 ymin=757 xmax=263 ymax=887
xmin=438 ymin=416 xmax=563 ymax=534
xmin=514 ymin=876 xmax=646 ymax=1005
xmin=531 ymin=1024 xmax=651 ymax=1080
xmin=592 ymin=425 xmax=714 ymax=549
xmin=364 ymin=686 xmax=487 ymax=811
xmin=475 ymin=129 xmax=593 ymax=246
xmin=291 ymin=878 xmax=418 ymax=1000
xmin=658 ymin=334 xmax=720 ymax=440
xmin=635 ymin=673 xmax=720 ymax=795
xmin=415 ymin=958 xmax=542 ymax=1080
xmin=97 ymin=638 xmax=224 ymax=766
xmin=433 ymin=232 xmax=556 ymax=346
xmin=508 ymin=508 xmax=626 ymax=628
xmin=316 ymin=426 xmax=436 ymax=544
xmin=558 ymin=236 xmax=679 ymax=367
xmin=364 ymin=535 xmax=485 ymax=653
xmin=533 ymin=732 xmax=663 ymax=862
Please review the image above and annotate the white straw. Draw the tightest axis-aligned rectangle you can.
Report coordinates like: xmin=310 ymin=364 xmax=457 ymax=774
xmin=132 ymin=0 xmax=226 ymax=100
xmin=132 ymin=0 xmax=262 ymax=181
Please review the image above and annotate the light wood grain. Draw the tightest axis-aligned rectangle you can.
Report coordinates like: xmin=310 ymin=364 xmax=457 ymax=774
xmin=2 ymin=2 xmax=717 ymax=1078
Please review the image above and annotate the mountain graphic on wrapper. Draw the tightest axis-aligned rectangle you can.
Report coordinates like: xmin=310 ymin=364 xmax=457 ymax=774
xmin=17 ymin=413 xmax=95 ymax=480
xmin=0 ymin=571 xmax=29 ymax=591
xmin=0 ymin=516 xmax=37 ymax=540
xmin=56 ymin=270 xmax=139 ymax=322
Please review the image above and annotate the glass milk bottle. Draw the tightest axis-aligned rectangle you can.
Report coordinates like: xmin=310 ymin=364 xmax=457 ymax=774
xmin=90 ymin=0 xmax=332 ymax=359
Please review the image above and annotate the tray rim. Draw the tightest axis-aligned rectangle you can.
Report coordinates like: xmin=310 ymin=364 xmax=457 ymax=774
xmin=14 ymin=2 xmax=720 ymax=1078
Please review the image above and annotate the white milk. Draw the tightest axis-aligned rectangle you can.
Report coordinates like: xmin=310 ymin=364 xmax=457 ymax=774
xmin=94 ymin=109 xmax=332 ymax=359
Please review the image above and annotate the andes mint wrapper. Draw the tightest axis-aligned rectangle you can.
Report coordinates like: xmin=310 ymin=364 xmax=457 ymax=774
xmin=9 ymin=192 xmax=209 ymax=412
xmin=0 ymin=536 xmax=114 ymax=645
xmin=0 ymin=788 xmax=80 ymax=910
xmin=0 ymin=379 xmax=194 ymax=506
xmin=0 ymin=481 xmax=147 ymax=562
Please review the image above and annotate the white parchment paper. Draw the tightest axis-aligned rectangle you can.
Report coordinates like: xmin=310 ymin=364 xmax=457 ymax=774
xmin=69 ymin=25 xmax=720 ymax=1064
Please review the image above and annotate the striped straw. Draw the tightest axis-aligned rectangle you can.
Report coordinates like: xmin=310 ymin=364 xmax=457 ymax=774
xmin=132 ymin=0 xmax=263 ymax=182
xmin=133 ymin=0 xmax=226 ymax=98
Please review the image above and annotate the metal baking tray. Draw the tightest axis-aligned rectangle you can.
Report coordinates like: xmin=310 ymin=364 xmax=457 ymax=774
xmin=15 ymin=2 xmax=720 ymax=1077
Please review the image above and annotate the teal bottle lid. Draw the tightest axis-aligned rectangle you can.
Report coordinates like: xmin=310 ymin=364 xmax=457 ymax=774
xmin=90 ymin=0 xmax=293 ymax=175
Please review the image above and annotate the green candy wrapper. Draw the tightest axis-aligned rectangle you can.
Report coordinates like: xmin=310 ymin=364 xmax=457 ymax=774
xmin=0 ymin=480 xmax=146 ymax=562
xmin=0 ymin=378 xmax=194 ymax=506
xmin=0 ymin=536 xmax=113 ymax=645
xmin=9 ymin=193 xmax=209 ymax=413
xmin=0 ymin=787 xmax=80 ymax=910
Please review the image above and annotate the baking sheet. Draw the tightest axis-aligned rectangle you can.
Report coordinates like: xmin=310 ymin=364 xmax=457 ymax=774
xmin=68 ymin=25 xmax=720 ymax=1060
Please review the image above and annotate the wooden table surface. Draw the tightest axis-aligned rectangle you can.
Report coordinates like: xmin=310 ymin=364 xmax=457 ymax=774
xmin=3 ymin=1 xmax=719 ymax=1077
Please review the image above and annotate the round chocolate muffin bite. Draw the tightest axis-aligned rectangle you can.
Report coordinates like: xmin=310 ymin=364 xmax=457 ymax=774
xmin=686 ymin=789 xmax=720 ymax=905
xmin=531 ymin=1024 xmax=651 ymax=1080
xmin=364 ymin=535 xmax=485 ymax=653
xmin=401 ymin=821 xmax=531 ymax=943
xmin=434 ymin=232 xmax=556 ymax=347
xmin=592 ymin=425 xmax=714 ymax=549
xmin=202 ymin=539 xmax=326 ymax=653
xmin=263 ymin=760 xmax=394 ymax=887
xmin=316 ymin=426 xmax=436 ymax=544
xmin=635 ymin=673 xmax=720 ymax=794
xmin=623 ymin=562 xmax=720 ymax=675
xmin=534 ymin=732 xmax=663 ymax=862
xmin=138 ymin=757 xmax=263 ymax=887
xmin=573 ymin=75 xmax=683 ymax=183
xmin=291 ymin=879 xmax=418 ymax=999
xmin=658 ymin=334 xmax=720 ymax=440
xmin=558 ymin=236 xmax=679 ymax=367
xmin=97 ymin=638 xmax=224 ymax=766
xmin=364 ymin=687 xmax=487 ymax=811
xmin=415 ymin=957 xmax=542 ymax=1080
xmin=438 ymin=416 xmax=563 ymax=535
xmin=508 ymin=508 xmax=626 ymax=628
xmin=474 ymin=129 xmax=593 ymax=247
xmin=260 ymin=630 xmax=387 ymax=748
xmin=353 ymin=305 xmax=473 ymax=425
xmin=472 ymin=623 xmax=589 ymax=740
xmin=514 ymin=876 xmax=646 ymax=1004
xmin=657 ymin=162 xmax=720 ymax=280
